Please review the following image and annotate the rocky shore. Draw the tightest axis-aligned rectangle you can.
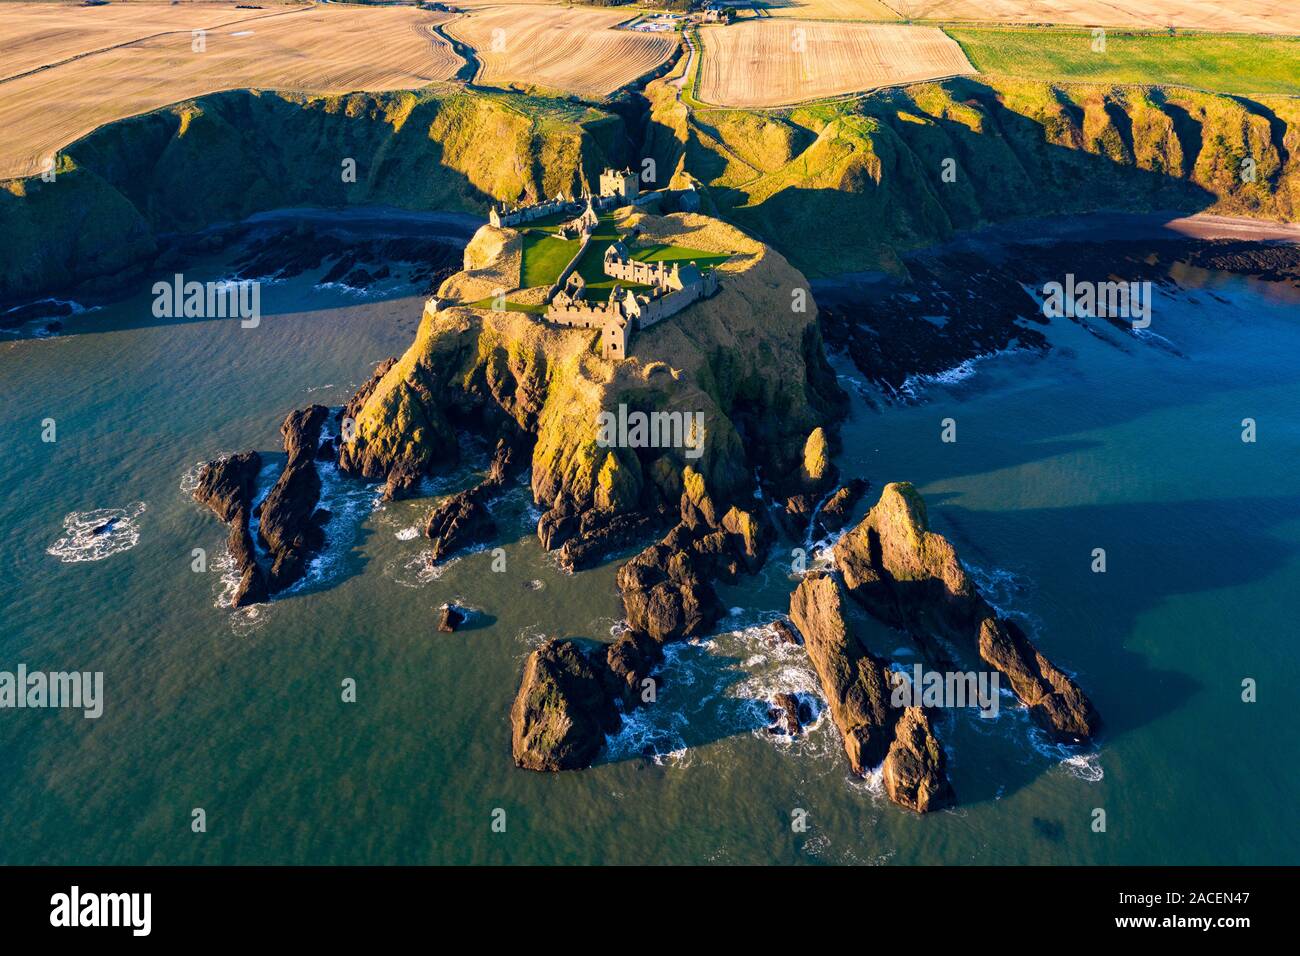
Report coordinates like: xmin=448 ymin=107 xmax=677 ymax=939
xmin=819 ymin=237 xmax=1300 ymax=394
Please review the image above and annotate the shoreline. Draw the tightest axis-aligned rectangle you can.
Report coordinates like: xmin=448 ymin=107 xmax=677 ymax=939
xmin=812 ymin=211 xmax=1300 ymax=295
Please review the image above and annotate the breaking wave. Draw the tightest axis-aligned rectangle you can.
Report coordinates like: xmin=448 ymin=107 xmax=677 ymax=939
xmin=47 ymin=503 xmax=146 ymax=563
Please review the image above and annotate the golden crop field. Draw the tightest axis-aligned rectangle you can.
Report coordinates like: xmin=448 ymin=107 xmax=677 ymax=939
xmin=444 ymin=5 xmax=678 ymax=98
xmin=0 ymin=2 xmax=463 ymax=179
xmin=0 ymin=1 xmax=314 ymax=81
xmin=879 ymin=1 xmax=1300 ymax=35
xmin=756 ymin=0 xmax=902 ymax=20
xmin=696 ymin=20 xmax=974 ymax=107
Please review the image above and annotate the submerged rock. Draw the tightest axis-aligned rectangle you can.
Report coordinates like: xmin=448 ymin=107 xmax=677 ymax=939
xmin=767 ymin=692 xmax=803 ymax=737
xmin=768 ymin=618 xmax=802 ymax=646
xmin=511 ymin=639 xmax=621 ymax=772
xmin=833 ymin=482 xmax=1099 ymax=743
xmin=258 ymin=405 xmax=330 ymax=593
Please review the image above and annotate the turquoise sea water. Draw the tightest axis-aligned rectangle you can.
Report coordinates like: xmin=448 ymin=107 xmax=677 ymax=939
xmin=1 ymin=240 xmax=1297 ymax=865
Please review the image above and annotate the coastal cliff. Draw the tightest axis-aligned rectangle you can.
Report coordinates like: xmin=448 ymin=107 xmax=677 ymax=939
xmin=0 ymin=86 xmax=625 ymax=303
xmin=646 ymin=75 xmax=1300 ymax=277
xmin=337 ymin=210 xmax=844 ymax=565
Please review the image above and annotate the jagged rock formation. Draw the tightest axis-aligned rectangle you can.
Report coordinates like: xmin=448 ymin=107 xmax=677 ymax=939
xmin=192 ymin=451 xmax=267 ymax=608
xmin=423 ymin=435 xmax=527 ymax=564
xmin=833 ymin=482 xmax=1099 ymax=743
xmin=789 ymin=573 xmax=952 ymax=812
xmin=615 ymin=468 xmax=771 ymax=643
xmin=789 ymin=574 xmax=899 ymax=774
xmin=603 ymin=630 xmax=663 ymax=710
xmin=258 ymin=405 xmax=330 ymax=593
xmin=882 ymin=706 xmax=952 ymax=813
xmin=816 ymin=478 xmax=870 ymax=535
xmin=511 ymin=639 xmax=621 ymax=772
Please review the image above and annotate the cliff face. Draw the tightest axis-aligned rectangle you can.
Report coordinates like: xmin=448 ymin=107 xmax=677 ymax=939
xmin=646 ymin=75 xmax=1300 ymax=277
xmin=0 ymin=86 xmax=625 ymax=303
xmin=338 ymin=210 xmax=845 ymax=542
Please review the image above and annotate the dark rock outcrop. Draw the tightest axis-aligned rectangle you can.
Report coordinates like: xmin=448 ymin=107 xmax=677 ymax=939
xmin=511 ymin=639 xmax=621 ymax=772
xmin=603 ymin=629 xmax=663 ymax=709
xmin=789 ymin=572 xmax=954 ymax=812
xmin=789 ymin=574 xmax=898 ymax=773
xmin=833 ymin=482 xmax=1099 ymax=743
xmin=437 ymin=603 xmax=467 ymax=633
xmin=225 ymin=517 xmax=268 ymax=607
xmin=616 ymin=541 xmax=720 ymax=644
xmin=193 ymin=452 xmax=268 ymax=607
xmin=816 ymin=477 xmax=870 ymax=534
xmin=258 ymin=405 xmax=330 ymax=593
xmin=768 ymin=618 xmax=802 ymax=646
xmin=882 ymin=706 xmax=953 ymax=813
xmin=979 ymin=617 xmax=1099 ymax=744
xmin=193 ymin=451 xmax=262 ymax=524
xmin=767 ymin=692 xmax=803 ymax=736
xmin=614 ymin=469 xmax=772 ymax=643
xmin=424 ymin=487 xmax=496 ymax=562
xmin=422 ymin=434 xmax=530 ymax=564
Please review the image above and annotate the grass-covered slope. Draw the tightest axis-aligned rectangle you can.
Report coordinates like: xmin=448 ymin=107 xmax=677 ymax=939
xmin=646 ymin=74 xmax=1300 ymax=276
xmin=951 ymin=29 xmax=1300 ymax=98
xmin=0 ymin=85 xmax=626 ymax=303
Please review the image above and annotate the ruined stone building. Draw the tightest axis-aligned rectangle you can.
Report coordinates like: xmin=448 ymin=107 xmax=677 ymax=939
xmin=599 ymin=167 xmax=639 ymax=203
xmin=546 ymin=240 xmax=719 ymax=361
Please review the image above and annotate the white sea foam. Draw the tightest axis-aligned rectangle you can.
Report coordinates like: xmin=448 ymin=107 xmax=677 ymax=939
xmin=394 ymin=526 xmax=420 ymax=541
xmin=47 ymin=503 xmax=146 ymax=563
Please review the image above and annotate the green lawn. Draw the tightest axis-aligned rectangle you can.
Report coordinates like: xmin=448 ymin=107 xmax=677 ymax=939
xmin=520 ymin=231 xmax=579 ymax=289
xmin=517 ymin=212 xmax=731 ymax=304
xmin=949 ymin=28 xmax=1300 ymax=96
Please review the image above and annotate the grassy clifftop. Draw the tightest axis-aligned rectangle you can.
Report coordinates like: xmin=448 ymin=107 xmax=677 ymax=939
xmin=0 ymin=86 xmax=625 ymax=303
xmin=647 ymin=74 xmax=1300 ymax=276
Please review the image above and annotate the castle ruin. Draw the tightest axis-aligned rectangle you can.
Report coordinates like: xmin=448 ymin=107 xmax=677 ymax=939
xmin=546 ymin=240 xmax=719 ymax=361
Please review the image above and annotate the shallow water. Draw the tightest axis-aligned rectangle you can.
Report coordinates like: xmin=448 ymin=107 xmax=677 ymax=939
xmin=1 ymin=241 xmax=1297 ymax=865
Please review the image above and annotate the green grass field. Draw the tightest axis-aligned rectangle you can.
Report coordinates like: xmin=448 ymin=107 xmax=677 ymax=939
xmin=517 ymin=211 xmax=731 ymax=305
xmin=949 ymin=29 xmax=1300 ymax=97
xmin=520 ymin=231 xmax=579 ymax=289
